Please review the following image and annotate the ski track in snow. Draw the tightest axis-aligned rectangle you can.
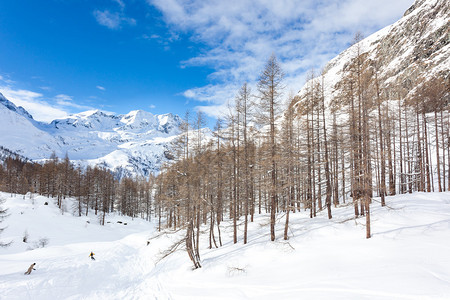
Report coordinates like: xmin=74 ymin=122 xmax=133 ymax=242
xmin=1 ymin=191 xmax=450 ymax=299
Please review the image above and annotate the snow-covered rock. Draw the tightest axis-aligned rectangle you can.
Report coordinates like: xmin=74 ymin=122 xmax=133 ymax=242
xmin=296 ymin=0 xmax=449 ymax=104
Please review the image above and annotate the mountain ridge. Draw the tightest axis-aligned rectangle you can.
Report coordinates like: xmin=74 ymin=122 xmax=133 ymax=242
xmin=0 ymin=93 xmax=182 ymax=177
xmin=297 ymin=0 xmax=449 ymax=104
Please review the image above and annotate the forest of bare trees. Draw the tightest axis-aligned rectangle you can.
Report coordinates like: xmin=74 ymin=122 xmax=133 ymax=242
xmin=153 ymin=50 xmax=449 ymax=267
xmin=0 ymin=48 xmax=448 ymax=268
xmin=0 ymin=149 xmax=155 ymax=225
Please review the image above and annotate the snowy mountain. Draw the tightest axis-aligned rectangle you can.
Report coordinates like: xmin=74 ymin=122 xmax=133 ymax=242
xmin=0 ymin=146 xmax=31 ymax=164
xmin=0 ymin=94 xmax=61 ymax=160
xmin=0 ymin=93 xmax=34 ymax=121
xmin=297 ymin=0 xmax=449 ymax=103
xmin=0 ymin=92 xmax=181 ymax=176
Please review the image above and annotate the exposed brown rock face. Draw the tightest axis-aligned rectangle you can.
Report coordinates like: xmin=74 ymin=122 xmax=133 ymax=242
xmin=298 ymin=0 xmax=449 ymax=102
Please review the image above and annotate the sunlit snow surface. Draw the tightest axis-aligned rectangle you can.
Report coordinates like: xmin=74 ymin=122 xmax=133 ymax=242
xmin=1 ymin=191 xmax=450 ymax=299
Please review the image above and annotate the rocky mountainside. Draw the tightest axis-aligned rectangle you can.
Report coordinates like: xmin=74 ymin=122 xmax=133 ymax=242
xmin=297 ymin=0 xmax=449 ymax=103
xmin=0 ymin=92 xmax=181 ymax=177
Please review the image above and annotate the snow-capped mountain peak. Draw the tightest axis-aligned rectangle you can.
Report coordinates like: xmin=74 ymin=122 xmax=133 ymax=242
xmin=0 ymin=92 xmax=34 ymax=120
xmin=0 ymin=95 xmax=181 ymax=176
xmin=120 ymin=110 xmax=158 ymax=129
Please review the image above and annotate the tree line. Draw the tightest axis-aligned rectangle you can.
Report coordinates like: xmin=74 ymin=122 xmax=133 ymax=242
xmin=154 ymin=45 xmax=449 ymax=268
xmin=0 ymin=149 xmax=155 ymax=225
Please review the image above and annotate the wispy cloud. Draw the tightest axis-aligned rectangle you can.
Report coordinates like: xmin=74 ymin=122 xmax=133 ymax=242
xmin=142 ymin=34 xmax=161 ymax=40
xmin=54 ymin=94 xmax=95 ymax=111
xmin=0 ymin=74 xmax=15 ymax=85
xmin=0 ymin=86 xmax=70 ymax=122
xmin=147 ymin=0 xmax=414 ymax=117
xmin=113 ymin=0 xmax=126 ymax=9
xmin=0 ymin=83 xmax=96 ymax=122
xmin=96 ymin=85 xmax=106 ymax=91
xmin=93 ymin=10 xmax=136 ymax=30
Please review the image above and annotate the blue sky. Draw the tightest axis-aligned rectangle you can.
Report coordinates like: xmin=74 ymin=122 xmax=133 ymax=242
xmin=0 ymin=0 xmax=414 ymax=123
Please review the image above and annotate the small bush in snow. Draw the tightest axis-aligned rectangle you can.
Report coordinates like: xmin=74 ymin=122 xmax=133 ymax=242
xmin=23 ymin=230 xmax=29 ymax=243
xmin=32 ymin=237 xmax=49 ymax=248
xmin=38 ymin=238 xmax=49 ymax=248
xmin=227 ymin=266 xmax=247 ymax=277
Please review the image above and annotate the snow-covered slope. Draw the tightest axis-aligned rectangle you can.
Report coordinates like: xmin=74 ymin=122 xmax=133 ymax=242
xmin=0 ymin=146 xmax=31 ymax=165
xmin=0 ymin=94 xmax=61 ymax=159
xmin=297 ymin=0 xmax=449 ymax=103
xmin=1 ymin=191 xmax=449 ymax=299
xmin=0 ymin=92 xmax=181 ymax=176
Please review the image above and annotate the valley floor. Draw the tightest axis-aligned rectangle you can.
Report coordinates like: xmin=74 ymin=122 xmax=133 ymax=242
xmin=1 ymin=191 xmax=450 ymax=299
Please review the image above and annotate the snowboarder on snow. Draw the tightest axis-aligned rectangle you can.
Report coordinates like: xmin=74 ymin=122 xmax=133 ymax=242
xmin=24 ymin=263 xmax=36 ymax=275
xmin=89 ymin=251 xmax=95 ymax=260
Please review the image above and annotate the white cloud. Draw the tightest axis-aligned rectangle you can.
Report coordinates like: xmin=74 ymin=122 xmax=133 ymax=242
xmin=182 ymin=89 xmax=196 ymax=99
xmin=196 ymin=102 xmax=230 ymax=119
xmin=142 ymin=34 xmax=161 ymax=40
xmin=0 ymin=85 xmax=97 ymax=122
xmin=54 ymin=94 xmax=72 ymax=102
xmin=148 ymin=0 xmax=414 ymax=118
xmin=54 ymin=94 xmax=96 ymax=111
xmin=96 ymin=85 xmax=106 ymax=91
xmin=0 ymin=86 xmax=70 ymax=122
xmin=0 ymin=74 xmax=15 ymax=85
xmin=94 ymin=10 xmax=136 ymax=30
xmin=114 ymin=0 xmax=126 ymax=9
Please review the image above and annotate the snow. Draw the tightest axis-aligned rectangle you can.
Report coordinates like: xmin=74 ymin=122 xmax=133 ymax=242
xmin=1 ymin=191 xmax=450 ymax=299
xmin=0 ymin=100 xmax=60 ymax=159
xmin=296 ymin=0 xmax=449 ymax=112
xmin=0 ymin=94 xmax=182 ymax=176
xmin=86 ymin=150 xmax=131 ymax=171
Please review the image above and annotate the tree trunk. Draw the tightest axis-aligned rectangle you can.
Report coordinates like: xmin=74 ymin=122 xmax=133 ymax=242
xmin=434 ymin=111 xmax=442 ymax=192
